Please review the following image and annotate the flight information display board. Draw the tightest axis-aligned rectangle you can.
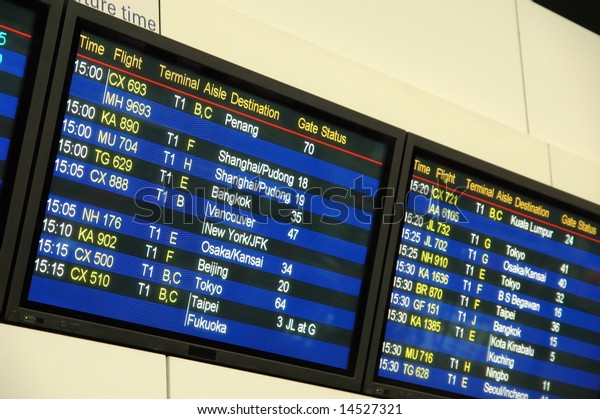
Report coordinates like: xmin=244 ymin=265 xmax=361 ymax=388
xmin=5 ymin=4 xmax=402 ymax=390
xmin=365 ymin=136 xmax=600 ymax=398
xmin=0 ymin=1 xmax=36 ymax=192
xmin=0 ymin=0 xmax=61 ymax=313
xmin=0 ymin=0 xmax=59 ymax=222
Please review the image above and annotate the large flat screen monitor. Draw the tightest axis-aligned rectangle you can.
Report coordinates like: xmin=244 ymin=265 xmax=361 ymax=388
xmin=3 ymin=3 xmax=404 ymax=391
xmin=364 ymin=134 xmax=600 ymax=398
xmin=0 ymin=0 xmax=62 ymax=313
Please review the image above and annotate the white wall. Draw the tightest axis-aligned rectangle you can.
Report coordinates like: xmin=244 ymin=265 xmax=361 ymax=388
xmin=1 ymin=0 xmax=599 ymax=398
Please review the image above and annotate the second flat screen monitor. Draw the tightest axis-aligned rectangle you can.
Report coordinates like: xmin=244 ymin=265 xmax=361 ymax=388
xmin=365 ymin=135 xmax=600 ymax=398
xmin=5 ymin=4 xmax=404 ymax=391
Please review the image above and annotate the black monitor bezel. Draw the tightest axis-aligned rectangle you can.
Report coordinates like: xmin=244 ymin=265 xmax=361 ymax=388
xmin=3 ymin=2 xmax=406 ymax=393
xmin=363 ymin=133 xmax=600 ymax=398
xmin=0 ymin=0 xmax=64 ymax=315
